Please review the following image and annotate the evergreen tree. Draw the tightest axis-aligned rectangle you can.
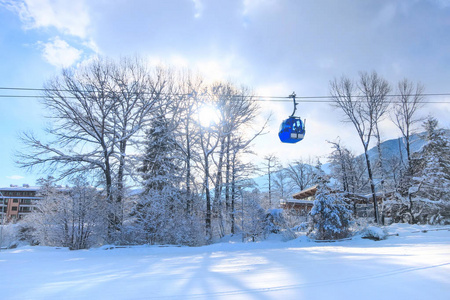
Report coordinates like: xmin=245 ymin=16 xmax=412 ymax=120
xmin=308 ymin=176 xmax=353 ymax=240
xmin=140 ymin=115 xmax=180 ymax=192
xmin=409 ymin=117 xmax=450 ymax=222
xmin=133 ymin=115 xmax=203 ymax=245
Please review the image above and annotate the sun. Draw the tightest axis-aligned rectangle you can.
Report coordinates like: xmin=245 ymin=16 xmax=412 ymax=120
xmin=198 ymin=105 xmax=220 ymax=127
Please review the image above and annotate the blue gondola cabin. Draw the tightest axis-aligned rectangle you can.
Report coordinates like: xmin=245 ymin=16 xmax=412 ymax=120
xmin=278 ymin=116 xmax=305 ymax=143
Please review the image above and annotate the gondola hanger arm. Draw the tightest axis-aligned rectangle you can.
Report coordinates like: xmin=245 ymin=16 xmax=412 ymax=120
xmin=289 ymin=92 xmax=298 ymax=117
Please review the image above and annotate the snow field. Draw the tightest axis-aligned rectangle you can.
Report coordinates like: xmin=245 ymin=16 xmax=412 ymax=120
xmin=1 ymin=224 xmax=449 ymax=300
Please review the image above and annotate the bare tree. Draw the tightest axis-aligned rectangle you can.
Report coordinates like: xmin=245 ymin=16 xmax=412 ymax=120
xmin=227 ymin=135 xmax=260 ymax=235
xmin=392 ymin=79 xmax=425 ymax=166
xmin=328 ymin=140 xmax=351 ymax=192
xmin=330 ymin=72 xmax=390 ymax=224
xmin=211 ymin=83 xmax=262 ymax=237
xmin=170 ymin=71 xmax=205 ymax=213
xmin=286 ymin=158 xmax=316 ymax=192
xmin=272 ymin=166 xmax=290 ymax=200
xmin=263 ymin=154 xmax=281 ymax=208
xmin=194 ymin=82 xmax=266 ymax=240
xmin=359 ymin=71 xmax=391 ymax=196
xmin=17 ymin=57 xmax=163 ymax=239
xmin=197 ymin=109 xmax=220 ymax=241
xmin=390 ymin=79 xmax=424 ymax=223
xmin=328 ymin=139 xmax=369 ymax=194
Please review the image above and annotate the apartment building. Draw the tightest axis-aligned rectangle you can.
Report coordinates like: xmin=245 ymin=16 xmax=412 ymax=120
xmin=0 ymin=185 xmax=42 ymax=222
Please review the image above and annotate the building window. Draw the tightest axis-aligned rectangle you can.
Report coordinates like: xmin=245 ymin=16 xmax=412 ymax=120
xmin=13 ymin=199 xmax=19 ymax=203
xmin=12 ymin=206 xmax=18 ymax=211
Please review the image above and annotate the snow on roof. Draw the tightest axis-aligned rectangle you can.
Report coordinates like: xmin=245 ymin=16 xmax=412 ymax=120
xmin=282 ymin=198 xmax=314 ymax=205
xmin=0 ymin=185 xmax=41 ymax=191
xmin=292 ymin=185 xmax=318 ymax=199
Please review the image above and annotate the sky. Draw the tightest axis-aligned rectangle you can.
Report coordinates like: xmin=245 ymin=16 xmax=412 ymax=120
xmin=0 ymin=0 xmax=449 ymax=188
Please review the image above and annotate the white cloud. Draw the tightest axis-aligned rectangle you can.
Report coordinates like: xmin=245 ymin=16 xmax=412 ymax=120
xmin=144 ymin=52 xmax=250 ymax=86
xmin=2 ymin=0 xmax=90 ymax=38
xmin=6 ymin=175 xmax=24 ymax=180
xmin=82 ymin=38 xmax=100 ymax=54
xmin=242 ymin=0 xmax=277 ymax=16
xmin=191 ymin=0 xmax=203 ymax=18
xmin=39 ymin=37 xmax=82 ymax=67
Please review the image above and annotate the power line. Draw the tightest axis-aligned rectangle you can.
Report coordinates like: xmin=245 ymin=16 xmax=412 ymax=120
xmin=0 ymin=86 xmax=450 ymax=104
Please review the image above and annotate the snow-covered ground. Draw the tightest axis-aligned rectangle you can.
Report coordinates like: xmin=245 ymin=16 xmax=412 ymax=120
xmin=1 ymin=224 xmax=449 ymax=300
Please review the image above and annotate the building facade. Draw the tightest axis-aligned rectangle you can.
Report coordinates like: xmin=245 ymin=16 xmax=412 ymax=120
xmin=0 ymin=185 xmax=42 ymax=222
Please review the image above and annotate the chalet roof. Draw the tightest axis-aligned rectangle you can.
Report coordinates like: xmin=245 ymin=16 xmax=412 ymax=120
xmin=292 ymin=185 xmax=318 ymax=200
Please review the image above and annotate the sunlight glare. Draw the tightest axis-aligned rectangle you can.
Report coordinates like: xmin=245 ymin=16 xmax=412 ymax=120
xmin=198 ymin=105 xmax=220 ymax=127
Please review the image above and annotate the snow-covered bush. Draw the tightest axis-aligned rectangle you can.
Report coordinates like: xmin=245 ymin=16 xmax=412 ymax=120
xmin=282 ymin=207 xmax=308 ymax=229
xmin=263 ymin=209 xmax=296 ymax=240
xmin=0 ymin=224 xmax=20 ymax=249
xmin=264 ymin=209 xmax=285 ymax=234
xmin=16 ymin=223 xmax=39 ymax=246
xmin=307 ymin=185 xmax=353 ymax=240
xmin=362 ymin=226 xmax=388 ymax=240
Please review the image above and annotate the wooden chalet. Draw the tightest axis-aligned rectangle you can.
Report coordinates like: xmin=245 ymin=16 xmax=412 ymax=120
xmin=280 ymin=185 xmax=392 ymax=218
xmin=280 ymin=185 xmax=317 ymax=215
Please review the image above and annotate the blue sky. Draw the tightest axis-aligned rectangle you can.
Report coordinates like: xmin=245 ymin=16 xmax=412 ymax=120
xmin=0 ymin=0 xmax=449 ymax=187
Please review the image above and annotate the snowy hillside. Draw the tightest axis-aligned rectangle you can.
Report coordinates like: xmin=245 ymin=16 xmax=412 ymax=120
xmin=1 ymin=224 xmax=449 ymax=300
xmin=366 ymin=133 xmax=426 ymax=161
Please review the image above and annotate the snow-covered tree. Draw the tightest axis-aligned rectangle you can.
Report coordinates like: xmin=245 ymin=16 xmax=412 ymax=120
xmin=386 ymin=117 xmax=450 ymax=224
xmin=389 ymin=79 xmax=425 ymax=223
xmin=131 ymin=188 xmax=204 ymax=246
xmin=17 ymin=57 xmax=164 ymax=240
xmin=328 ymin=139 xmax=368 ymax=193
xmin=330 ymin=71 xmax=390 ymax=224
xmin=132 ymin=112 xmax=204 ymax=246
xmin=25 ymin=176 xmax=106 ymax=249
xmin=409 ymin=117 xmax=450 ymax=222
xmin=307 ymin=178 xmax=353 ymax=240
xmin=139 ymin=115 xmax=181 ymax=193
xmin=238 ymin=188 xmax=266 ymax=242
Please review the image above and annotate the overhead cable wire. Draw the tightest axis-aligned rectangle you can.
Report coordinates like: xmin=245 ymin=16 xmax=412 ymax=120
xmin=0 ymin=86 xmax=450 ymax=104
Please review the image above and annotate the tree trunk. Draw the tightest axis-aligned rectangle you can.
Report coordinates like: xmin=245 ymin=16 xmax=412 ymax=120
xmin=231 ymin=151 xmax=237 ymax=235
xmin=214 ymin=136 xmax=227 ymax=238
xmin=204 ymin=153 xmax=212 ymax=241
xmin=364 ymin=150 xmax=380 ymax=224
xmin=225 ymin=135 xmax=231 ymax=224
xmin=185 ymin=121 xmax=192 ymax=214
